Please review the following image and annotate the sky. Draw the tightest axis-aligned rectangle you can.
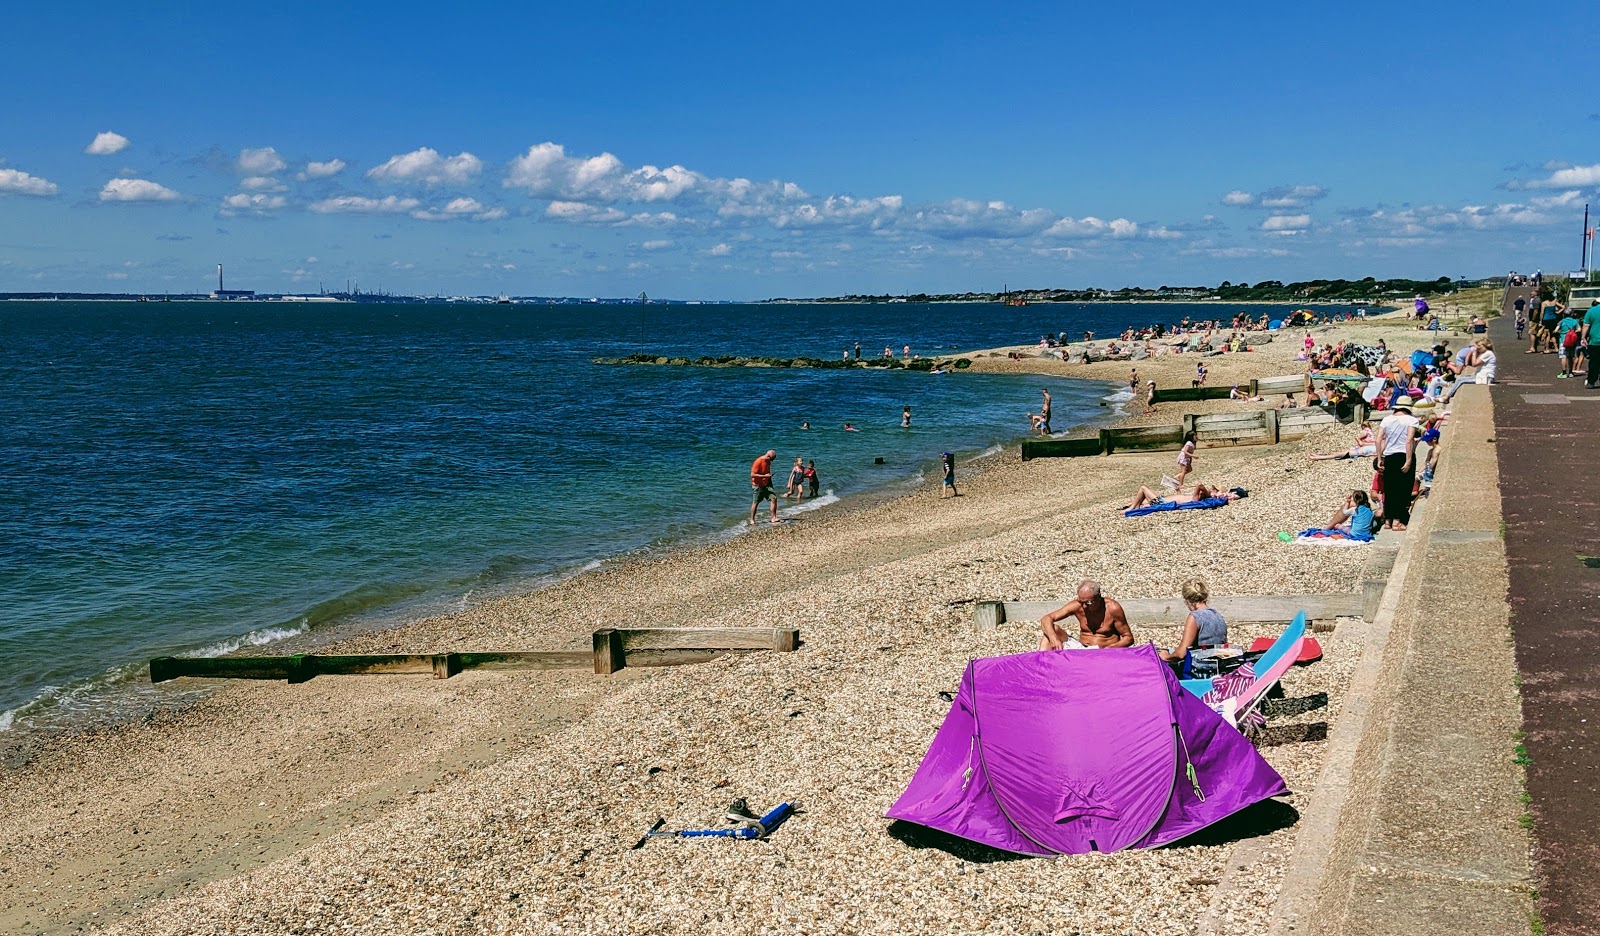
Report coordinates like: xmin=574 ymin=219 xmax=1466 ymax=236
xmin=1 ymin=1 xmax=1597 ymax=300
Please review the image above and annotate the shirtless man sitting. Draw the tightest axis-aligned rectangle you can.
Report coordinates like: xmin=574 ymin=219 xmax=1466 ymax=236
xmin=1038 ymin=579 xmax=1134 ymax=650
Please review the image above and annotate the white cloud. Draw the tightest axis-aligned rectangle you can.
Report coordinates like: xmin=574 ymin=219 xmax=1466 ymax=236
xmin=777 ymin=194 xmax=905 ymax=230
xmin=238 ymin=147 xmax=287 ymax=174
xmin=708 ymin=243 xmax=732 ymax=256
xmin=640 ymin=239 xmax=672 ymax=250
xmin=241 ymin=176 xmax=287 ymax=192
xmin=1352 ymin=202 xmax=1552 ymax=235
xmin=100 ymin=178 xmax=181 ymax=202
xmin=309 ymin=195 xmax=422 ymax=214
xmin=505 ymin=141 xmax=702 ymax=204
xmin=0 ymin=168 xmax=59 ymax=196
xmin=1145 ymin=226 xmax=1183 ymax=240
xmin=1521 ymin=163 xmax=1600 ymax=189
xmin=545 ymin=200 xmax=627 ymax=224
xmin=367 ymin=147 xmax=482 ymax=184
xmin=220 ymin=193 xmax=287 ymax=215
xmin=1261 ymin=214 xmax=1312 ymax=234
xmin=107 ymin=271 xmax=129 ymax=280
xmin=407 ymin=197 xmax=506 ymax=222
xmin=300 ymin=158 xmax=347 ymax=179
xmin=1042 ymin=215 xmax=1140 ymax=239
xmin=85 ymin=131 xmax=130 ymax=155
xmin=1223 ymin=184 xmax=1327 ymax=209
xmin=1529 ymin=190 xmax=1585 ymax=210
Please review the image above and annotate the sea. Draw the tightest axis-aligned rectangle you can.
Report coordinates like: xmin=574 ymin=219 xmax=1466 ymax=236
xmin=0 ymin=299 xmax=1354 ymax=732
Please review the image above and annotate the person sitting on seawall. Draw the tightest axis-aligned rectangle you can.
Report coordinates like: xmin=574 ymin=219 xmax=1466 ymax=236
xmin=1038 ymin=579 xmax=1134 ymax=650
xmin=1472 ymin=339 xmax=1497 ymax=385
xmin=1158 ymin=579 xmax=1228 ymax=666
xmin=1123 ymin=481 xmax=1246 ymax=511
xmin=1307 ymin=424 xmax=1377 ymax=461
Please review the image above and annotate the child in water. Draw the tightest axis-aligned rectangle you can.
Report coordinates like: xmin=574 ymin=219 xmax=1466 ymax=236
xmin=941 ymin=452 xmax=958 ymax=498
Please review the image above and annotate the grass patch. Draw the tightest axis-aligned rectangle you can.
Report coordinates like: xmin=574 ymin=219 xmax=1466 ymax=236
xmin=1515 ymin=743 xmax=1532 ymax=765
xmin=1518 ymin=812 xmax=1535 ymax=829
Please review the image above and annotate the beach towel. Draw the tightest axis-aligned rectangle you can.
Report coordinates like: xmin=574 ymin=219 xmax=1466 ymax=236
xmin=1124 ymin=496 xmax=1230 ymax=518
xmin=1294 ymin=526 xmax=1372 ymax=545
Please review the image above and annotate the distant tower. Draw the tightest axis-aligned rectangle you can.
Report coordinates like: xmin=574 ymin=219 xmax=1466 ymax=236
xmin=217 ymin=264 xmax=224 ymax=293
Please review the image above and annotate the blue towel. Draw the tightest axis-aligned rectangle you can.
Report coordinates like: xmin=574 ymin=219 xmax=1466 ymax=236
xmin=1296 ymin=526 xmax=1372 ymax=542
xmin=1124 ymin=496 xmax=1229 ymax=518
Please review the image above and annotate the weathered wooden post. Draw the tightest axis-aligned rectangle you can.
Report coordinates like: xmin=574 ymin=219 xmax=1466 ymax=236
xmin=1099 ymin=428 xmax=1114 ymax=455
xmin=1248 ymin=378 xmax=1259 ymax=397
xmin=1264 ymin=408 xmax=1280 ymax=445
xmin=1181 ymin=414 xmax=1197 ymax=439
xmin=593 ymin=629 xmax=624 ymax=674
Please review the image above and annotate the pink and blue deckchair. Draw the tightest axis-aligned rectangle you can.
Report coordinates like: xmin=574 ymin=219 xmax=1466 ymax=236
xmin=1180 ymin=611 xmax=1307 ymax=729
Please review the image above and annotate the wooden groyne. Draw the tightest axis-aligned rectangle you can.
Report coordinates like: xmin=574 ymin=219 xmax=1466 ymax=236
xmin=1021 ymin=406 xmax=1353 ymax=460
xmin=149 ymin=627 xmax=800 ymax=683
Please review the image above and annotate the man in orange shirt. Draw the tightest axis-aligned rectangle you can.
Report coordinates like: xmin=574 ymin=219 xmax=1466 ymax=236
xmin=749 ymin=449 xmax=779 ymax=525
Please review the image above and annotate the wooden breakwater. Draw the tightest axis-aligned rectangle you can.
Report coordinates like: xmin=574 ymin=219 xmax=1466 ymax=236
xmin=150 ymin=627 xmax=801 ymax=683
xmin=1021 ymin=405 xmax=1358 ymax=460
xmin=1149 ymin=373 xmax=1312 ymax=404
xmin=593 ymin=353 xmax=972 ymax=371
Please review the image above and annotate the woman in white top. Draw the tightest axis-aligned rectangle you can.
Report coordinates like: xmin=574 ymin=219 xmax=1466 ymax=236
xmin=1473 ymin=340 xmax=1497 ymax=384
xmin=1378 ymin=399 xmax=1420 ymax=531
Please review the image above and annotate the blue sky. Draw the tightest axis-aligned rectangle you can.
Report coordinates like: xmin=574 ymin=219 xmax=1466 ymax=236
xmin=1 ymin=1 xmax=1596 ymax=299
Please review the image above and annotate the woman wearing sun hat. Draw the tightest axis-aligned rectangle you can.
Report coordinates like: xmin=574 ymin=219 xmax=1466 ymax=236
xmin=1377 ymin=398 xmax=1420 ymax=531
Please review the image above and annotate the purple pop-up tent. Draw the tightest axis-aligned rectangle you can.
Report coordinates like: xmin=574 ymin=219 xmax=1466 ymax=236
xmin=886 ymin=645 xmax=1287 ymax=855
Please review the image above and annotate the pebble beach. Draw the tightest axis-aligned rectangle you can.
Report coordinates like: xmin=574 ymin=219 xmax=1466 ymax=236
xmin=2 ymin=306 xmax=1472 ymax=935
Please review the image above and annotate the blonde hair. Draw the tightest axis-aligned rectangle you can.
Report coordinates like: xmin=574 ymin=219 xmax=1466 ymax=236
xmin=1181 ymin=579 xmax=1209 ymax=605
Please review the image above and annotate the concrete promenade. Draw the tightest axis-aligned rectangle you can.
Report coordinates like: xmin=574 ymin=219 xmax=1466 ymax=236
xmin=1269 ymin=377 xmax=1532 ymax=935
xmin=1491 ymin=289 xmax=1600 ymax=935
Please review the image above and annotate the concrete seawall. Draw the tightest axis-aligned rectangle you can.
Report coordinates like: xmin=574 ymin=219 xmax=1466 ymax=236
xmin=1269 ymin=384 xmax=1533 ymax=934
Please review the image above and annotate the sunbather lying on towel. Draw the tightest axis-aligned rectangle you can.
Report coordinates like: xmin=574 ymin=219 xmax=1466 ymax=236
xmin=1306 ymin=425 xmax=1376 ymax=461
xmin=1124 ymin=481 xmax=1244 ymax=512
xmin=1297 ymin=490 xmax=1375 ymax=542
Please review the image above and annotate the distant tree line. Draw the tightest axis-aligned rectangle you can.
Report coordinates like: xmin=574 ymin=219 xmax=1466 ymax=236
xmin=787 ymin=275 xmax=1482 ymax=304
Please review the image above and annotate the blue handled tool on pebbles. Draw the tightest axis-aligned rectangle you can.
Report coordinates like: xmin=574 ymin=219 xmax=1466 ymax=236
xmin=633 ymin=800 xmax=798 ymax=849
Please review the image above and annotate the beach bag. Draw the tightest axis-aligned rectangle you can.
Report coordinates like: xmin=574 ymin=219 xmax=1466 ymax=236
xmin=1564 ymin=327 xmax=1580 ymax=350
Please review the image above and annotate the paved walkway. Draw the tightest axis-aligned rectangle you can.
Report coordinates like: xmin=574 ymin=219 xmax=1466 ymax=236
xmin=1492 ymin=290 xmax=1600 ymax=935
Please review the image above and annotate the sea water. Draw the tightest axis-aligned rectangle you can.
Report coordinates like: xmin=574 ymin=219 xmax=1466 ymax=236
xmin=0 ymin=300 xmax=1344 ymax=729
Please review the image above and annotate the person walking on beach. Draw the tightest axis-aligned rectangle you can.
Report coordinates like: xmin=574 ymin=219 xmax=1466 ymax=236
xmin=1144 ymin=380 xmax=1158 ymax=415
xmin=1378 ymin=400 xmax=1419 ymax=531
xmin=1039 ymin=580 xmax=1133 ymax=650
xmin=749 ymin=450 xmax=780 ymax=525
xmin=1038 ymin=388 xmax=1052 ymax=435
xmin=940 ymin=451 xmax=958 ymax=498
xmin=1176 ymin=431 xmax=1198 ymax=488
xmin=902 ymin=405 xmax=912 ymax=428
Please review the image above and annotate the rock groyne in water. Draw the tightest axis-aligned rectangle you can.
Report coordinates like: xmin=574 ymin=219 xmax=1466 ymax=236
xmin=592 ymin=353 xmax=974 ymax=371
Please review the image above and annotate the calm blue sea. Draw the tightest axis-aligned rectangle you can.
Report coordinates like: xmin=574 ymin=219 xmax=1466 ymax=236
xmin=0 ymin=299 xmax=1349 ymax=729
